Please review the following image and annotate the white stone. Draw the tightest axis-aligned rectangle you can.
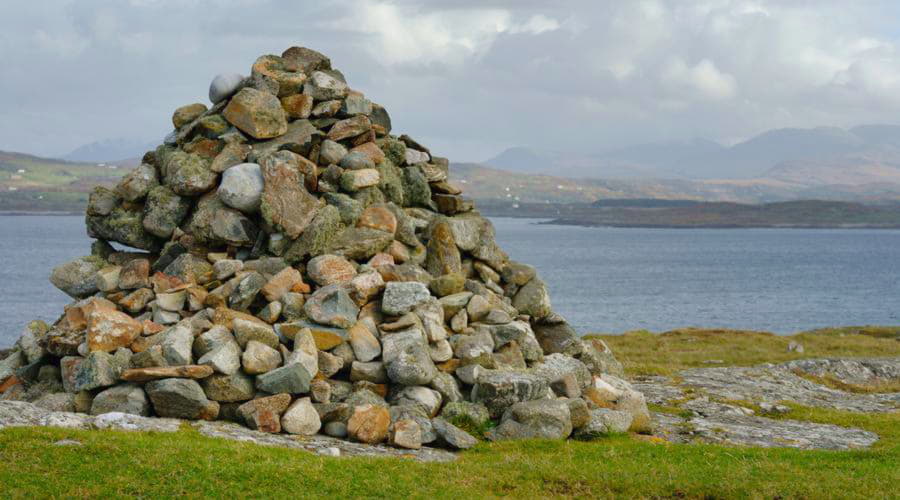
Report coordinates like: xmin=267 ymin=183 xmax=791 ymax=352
xmin=209 ymin=73 xmax=246 ymax=104
xmin=218 ymin=163 xmax=264 ymax=213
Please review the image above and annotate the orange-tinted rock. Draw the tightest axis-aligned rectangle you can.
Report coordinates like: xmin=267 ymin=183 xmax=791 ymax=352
xmin=307 ymin=254 xmax=357 ymax=286
xmin=121 ymin=365 xmax=214 ymax=382
xmin=212 ymin=307 xmax=267 ymax=330
xmin=142 ymin=319 xmax=165 ymax=336
xmin=367 ymin=253 xmax=395 ymax=268
xmin=347 ymin=403 xmax=390 ymax=444
xmin=281 ymin=94 xmax=313 ymax=119
xmin=436 ymin=359 xmax=461 ymax=374
xmin=261 ymin=267 xmax=306 ymax=302
xmin=424 ymin=221 xmax=462 ymax=276
xmin=260 ymin=151 xmax=319 ymax=239
xmin=327 ymin=115 xmax=371 ymax=141
xmin=350 ymin=142 xmax=385 ymax=165
xmin=387 ymin=241 xmax=410 ymax=263
xmin=119 ymin=259 xmax=150 ymax=289
xmin=237 ymin=393 xmax=292 ymax=433
xmin=118 ymin=288 xmax=154 ymax=314
xmin=87 ymin=309 xmax=142 ymax=352
xmin=357 ymin=206 xmax=397 ymax=234
xmin=150 ymin=272 xmax=184 ymax=293
xmin=223 ymin=88 xmax=288 ymax=139
xmin=65 ymin=297 xmax=117 ymax=331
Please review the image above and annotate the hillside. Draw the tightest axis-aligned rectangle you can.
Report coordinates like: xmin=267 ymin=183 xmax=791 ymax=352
xmin=0 ymin=151 xmax=125 ymax=212
xmin=486 ymin=124 xmax=900 ymax=183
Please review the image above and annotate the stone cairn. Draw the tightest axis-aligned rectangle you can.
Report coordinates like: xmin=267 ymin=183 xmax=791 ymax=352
xmin=0 ymin=47 xmax=648 ymax=449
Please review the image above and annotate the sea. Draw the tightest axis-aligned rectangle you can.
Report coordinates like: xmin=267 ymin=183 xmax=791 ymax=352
xmin=1 ymin=215 xmax=899 ymax=347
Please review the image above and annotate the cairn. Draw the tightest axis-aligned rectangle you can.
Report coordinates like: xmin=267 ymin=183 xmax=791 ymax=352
xmin=0 ymin=47 xmax=648 ymax=449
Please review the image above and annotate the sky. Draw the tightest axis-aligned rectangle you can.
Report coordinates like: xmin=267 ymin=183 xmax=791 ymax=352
xmin=3 ymin=0 xmax=900 ymax=162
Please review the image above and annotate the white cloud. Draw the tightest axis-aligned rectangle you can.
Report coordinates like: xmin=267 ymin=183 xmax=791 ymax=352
xmin=661 ymin=58 xmax=737 ymax=100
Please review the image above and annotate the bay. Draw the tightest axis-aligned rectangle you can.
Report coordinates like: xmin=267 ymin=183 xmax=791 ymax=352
xmin=1 ymin=215 xmax=898 ymax=347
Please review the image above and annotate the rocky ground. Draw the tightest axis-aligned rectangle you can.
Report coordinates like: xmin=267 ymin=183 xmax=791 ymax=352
xmin=637 ymin=357 xmax=899 ymax=450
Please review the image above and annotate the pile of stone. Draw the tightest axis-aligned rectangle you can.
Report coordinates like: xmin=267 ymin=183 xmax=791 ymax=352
xmin=0 ymin=46 xmax=648 ymax=450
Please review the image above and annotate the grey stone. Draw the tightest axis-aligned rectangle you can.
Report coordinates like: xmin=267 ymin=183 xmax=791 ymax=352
xmin=350 ymin=361 xmax=387 ymax=384
xmin=91 ymin=384 xmax=150 ymax=416
xmin=198 ymin=341 xmax=242 ymax=375
xmin=429 ymin=371 xmax=464 ymax=404
xmin=432 ymin=417 xmax=477 ymax=450
xmin=487 ymin=399 xmax=573 ymax=441
xmin=209 ymin=73 xmax=246 ymax=103
xmin=512 ymin=278 xmax=552 ymax=320
xmin=440 ymin=401 xmax=491 ymax=427
xmin=281 ymin=397 xmax=321 ymax=435
xmin=390 ymin=386 xmax=442 ymax=417
xmin=303 ymin=71 xmax=349 ymax=101
xmin=304 ymin=284 xmax=359 ymax=328
xmin=116 ymin=164 xmax=158 ymax=202
xmin=73 ymin=350 xmax=130 ymax=393
xmin=50 ymin=257 xmax=104 ymax=298
xmin=471 ymin=370 xmax=549 ymax=418
xmin=241 ymin=340 xmax=282 ymax=374
xmin=532 ymin=353 xmax=592 ymax=390
xmin=382 ymin=281 xmax=431 ymax=316
xmin=386 ymin=344 xmax=437 ymax=386
xmin=201 ymin=372 xmax=256 ymax=402
xmin=256 ymin=363 xmax=312 ymax=394
xmin=233 ymin=319 xmax=279 ymax=349
xmin=218 ymin=163 xmax=264 ymax=213
xmin=574 ymin=408 xmax=633 ymax=439
xmin=145 ymin=378 xmax=219 ymax=420
xmin=160 ymin=324 xmax=194 ymax=366
xmin=320 ymin=140 xmax=348 ymax=165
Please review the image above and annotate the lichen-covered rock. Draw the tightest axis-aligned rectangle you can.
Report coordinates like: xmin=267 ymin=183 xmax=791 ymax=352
xmin=50 ymin=256 xmax=105 ymax=298
xmin=145 ymin=378 xmax=219 ymax=420
xmin=223 ymin=87 xmax=288 ymax=139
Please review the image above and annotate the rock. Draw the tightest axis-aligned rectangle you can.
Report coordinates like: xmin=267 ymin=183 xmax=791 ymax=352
xmin=197 ymin=341 xmax=242 ymax=375
xmin=91 ymin=384 xmax=150 ymax=416
xmin=281 ymin=94 xmax=314 ymax=119
xmin=281 ymin=397 xmax=321 ymax=435
xmin=259 ymin=151 xmax=320 ymax=239
xmin=389 ymin=418 xmax=422 ymax=449
xmin=340 ymin=151 xmax=374 ymax=170
xmin=346 ymin=403 xmax=390 ymax=444
xmin=532 ymin=318 xmax=584 ymax=357
xmin=201 ymin=372 xmax=256 ymax=402
xmin=320 ymin=140 xmax=348 ymax=165
xmin=242 ymin=340 xmax=282 ymax=374
xmin=357 ymin=206 xmax=397 ymax=234
xmin=574 ymin=408 xmax=633 ymax=439
xmin=512 ymin=278 xmax=552 ymax=320
xmin=472 ymin=371 xmax=549 ymax=419
xmin=304 ymin=284 xmax=359 ymax=328
xmin=261 ymin=267 xmax=308 ymax=302
xmin=424 ymin=221 xmax=461 ymax=277
xmin=386 ymin=344 xmax=437 ymax=386
xmin=487 ymin=399 xmax=573 ymax=441
xmin=340 ymin=169 xmax=380 ymax=191
xmin=159 ymin=323 xmax=194 ymax=366
xmin=308 ymin=254 xmax=357 ymax=286
xmin=303 ymin=71 xmax=348 ymax=101
xmin=788 ymin=341 xmax=805 ymax=353
xmin=285 ymin=328 xmax=319 ymax=379
xmin=73 ymin=350 xmax=130 ymax=392
xmin=145 ymin=378 xmax=219 ymax=420
xmin=532 ymin=353 xmax=592 ymax=390
xmin=233 ymin=319 xmax=279 ymax=349
xmin=121 ymin=365 xmax=213 ymax=382
xmin=325 ymin=227 xmax=393 ymax=261
xmin=116 ymin=164 xmax=158 ymax=202
xmin=349 ymin=322 xmax=381 ymax=362
xmin=429 ymin=370 xmax=463 ymax=403
xmin=440 ymin=401 xmax=490 ymax=427
xmin=218 ymin=163 xmax=264 ymax=213
xmin=223 ymin=87 xmax=288 ymax=139
xmin=209 ymin=73 xmax=245 ymax=103
xmin=391 ymin=386 xmax=442 ymax=417
xmin=382 ymin=281 xmax=431 ymax=316
xmin=256 ymin=363 xmax=312 ymax=394
xmin=327 ymin=115 xmax=370 ymax=141
xmin=162 ymin=151 xmax=218 ymax=196
xmin=34 ymin=393 xmax=76 ymax=413
xmin=50 ymin=257 xmax=104 ymax=298
xmin=350 ymin=361 xmax=387 ymax=383
xmin=432 ymin=417 xmax=477 ymax=450
xmin=237 ymin=393 xmax=292 ymax=433
xmin=173 ymin=103 xmax=208 ymax=128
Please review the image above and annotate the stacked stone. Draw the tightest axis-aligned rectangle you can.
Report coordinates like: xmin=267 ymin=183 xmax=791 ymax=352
xmin=0 ymin=47 xmax=648 ymax=449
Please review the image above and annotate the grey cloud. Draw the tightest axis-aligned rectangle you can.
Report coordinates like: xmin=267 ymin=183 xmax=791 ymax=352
xmin=2 ymin=0 xmax=900 ymax=162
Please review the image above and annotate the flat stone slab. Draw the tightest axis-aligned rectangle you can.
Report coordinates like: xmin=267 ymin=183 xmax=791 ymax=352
xmin=635 ymin=357 xmax=898 ymax=450
xmin=0 ymin=401 xmax=456 ymax=462
xmin=636 ymin=357 xmax=900 ymax=413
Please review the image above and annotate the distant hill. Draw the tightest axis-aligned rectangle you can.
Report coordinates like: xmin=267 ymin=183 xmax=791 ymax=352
xmin=486 ymin=124 xmax=900 ymax=184
xmin=63 ymin=138 xmax=157 ymax=163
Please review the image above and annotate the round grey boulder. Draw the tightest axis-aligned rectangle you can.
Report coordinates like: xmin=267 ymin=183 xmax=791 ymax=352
xmin=209 ymin=73 xmax=246 ymax=104
xmin=218 ymin=163 xmax=264 ymax=213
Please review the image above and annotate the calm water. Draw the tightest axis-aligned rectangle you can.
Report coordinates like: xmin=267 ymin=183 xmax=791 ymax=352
xmin=1 ymin=215 xmax=899 ymax=347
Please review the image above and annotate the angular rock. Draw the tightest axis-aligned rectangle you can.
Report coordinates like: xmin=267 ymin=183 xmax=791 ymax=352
xmin=382 ymin=281 xmax=431 ymax=316
xmin=346 ymin=403 xmax=390 ymax=444
xmin=90 ymin=383 xmax=150 ymax=416
xmin=223 ymin=87 xmax=288 ymax=139
xmin=281 ymin=397 xmax=321 ymax=435
xmin=256 ymin=362 xmax=312 ymax=394
xmin=145 ymin=378 xmax=219 ymax=420
xmin=236 ymin=393 xmax=291 ymax=433
xmin=472 ymin=371 xmax=549 ymax=419
xmin=432 ymin=417 xmax=477 ymax=450
xmin=304 ymin=284 xmax=359 ymax=328
xmin=121 ymin=365 xmax=213 ymax=382
xmin=487 ymin=399 xmax=573 ymax=441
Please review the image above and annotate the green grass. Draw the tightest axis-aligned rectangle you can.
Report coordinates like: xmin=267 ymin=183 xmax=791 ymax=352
xmin=591 ymin=326 xmax=900 ymax=376
xmin=1 ymin=327 xmax=898 ymax=498
xmin=1 ymin=424 xmax=898 ymax=498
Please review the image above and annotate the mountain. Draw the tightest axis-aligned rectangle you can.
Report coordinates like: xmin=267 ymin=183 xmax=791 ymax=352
xmin=486 ymin=124 xmax=900 ymax=182
xmin=63 ymin=138 xmax=157 ymax=163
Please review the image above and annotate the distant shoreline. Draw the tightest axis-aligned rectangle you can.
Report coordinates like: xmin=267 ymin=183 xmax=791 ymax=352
xmin=0 ymin=211 xmax=82 ymax=216
xmin=540 ymin=218 xmax=900 ymax=230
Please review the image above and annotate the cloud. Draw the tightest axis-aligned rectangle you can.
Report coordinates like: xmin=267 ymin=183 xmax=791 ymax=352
xmin=2 ymin=0 xmax=900 ymax=162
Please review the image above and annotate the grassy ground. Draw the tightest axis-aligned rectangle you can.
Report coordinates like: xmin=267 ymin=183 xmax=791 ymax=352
xmin=1 ymin=327 xmax=898 ymax=498
xmin=593 ymin=325 xmax=900 ymax=377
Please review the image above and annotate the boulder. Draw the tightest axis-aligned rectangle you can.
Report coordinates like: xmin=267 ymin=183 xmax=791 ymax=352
xmin=281 ymin=397 xmax=321 ymax=435
xmin=218 ymin=163 xmax=264 ymax=213
xmin=487 ymin=399 xmax=573 ymax=441
xmin=91 ymin=383 xmax=150 ymax=416
xmin=223 ymin=87 xmax=288 ymax=139
xmin=145 ymin=378 xmax=219 ymax=420
xmin=346 ymin=403 xmax=390 ymax=444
